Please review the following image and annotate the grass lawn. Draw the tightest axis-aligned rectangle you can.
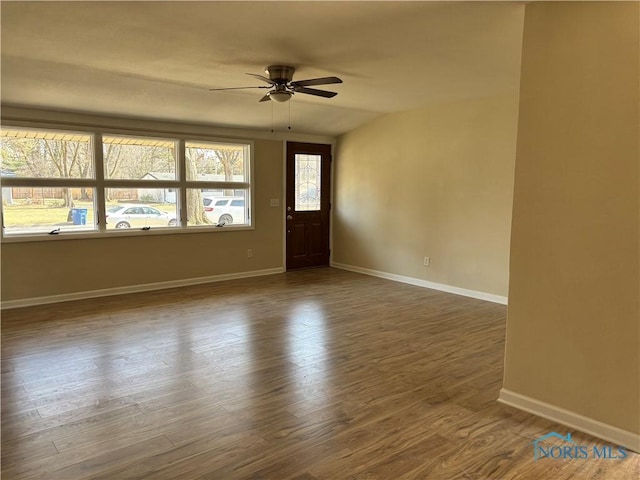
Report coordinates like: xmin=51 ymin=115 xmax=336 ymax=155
xmin=3 ymin=200 xmax=174 ymax=227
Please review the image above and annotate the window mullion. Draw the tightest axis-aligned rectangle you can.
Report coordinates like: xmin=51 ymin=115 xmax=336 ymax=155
xmin=178 ymin=139 xmax=187 ymax=226
xmin=94 ymin=133 xmax=106 ymax=232
xmin=184 ymin=182 xmax=250 ymax=190
xmin=103 ymin=179 xmax=181 ymax=189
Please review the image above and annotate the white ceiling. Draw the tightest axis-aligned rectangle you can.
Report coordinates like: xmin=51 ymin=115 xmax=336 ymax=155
xmin=1 ymin=1 xmax=525 ymax=137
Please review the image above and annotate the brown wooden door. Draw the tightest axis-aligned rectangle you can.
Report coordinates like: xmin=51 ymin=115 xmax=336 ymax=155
xmin=286 ymin=142 xmax=331 ymax=270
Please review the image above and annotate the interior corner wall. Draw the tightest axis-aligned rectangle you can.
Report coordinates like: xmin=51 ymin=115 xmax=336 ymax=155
xmin=503 ymin=1 xmax=640 ymax=438
xmin=332 ymin=94 xmax=520 ymax=298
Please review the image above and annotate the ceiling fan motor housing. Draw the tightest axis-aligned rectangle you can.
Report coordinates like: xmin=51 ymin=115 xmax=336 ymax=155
xmin=266 ymin=65 xmax=295 ymax=84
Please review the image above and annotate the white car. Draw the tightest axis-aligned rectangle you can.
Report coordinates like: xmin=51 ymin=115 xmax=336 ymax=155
xmin=203 ymin=196 xmax=246 ymax=225
xmin=106 ymin=204 xmax=177 ymax=229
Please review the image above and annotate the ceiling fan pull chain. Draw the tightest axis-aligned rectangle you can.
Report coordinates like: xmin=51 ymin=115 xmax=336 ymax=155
xmin=288 ymin=101 xmax=292 ymax=131
xmin=271 ymin=101 xmax=274 ymax=133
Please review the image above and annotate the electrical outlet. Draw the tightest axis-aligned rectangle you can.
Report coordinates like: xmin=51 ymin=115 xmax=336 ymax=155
xmin=247 ymin=249 xmax=253 ymax=258
xmin=424 ymin=256 xmax=430 ymax=266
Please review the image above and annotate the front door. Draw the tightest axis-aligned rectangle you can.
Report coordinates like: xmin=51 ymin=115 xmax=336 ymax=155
xmin=286 ymin=142 xmax=331 ymax=270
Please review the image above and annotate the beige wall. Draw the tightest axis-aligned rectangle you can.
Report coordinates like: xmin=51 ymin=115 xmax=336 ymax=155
xmin=0 ymin=113 xmax=288 ymax=302
xmin=503 ymin=2 xmax=639 ymax=434
xmin=333 ymin=94 xmax=520 ymax=297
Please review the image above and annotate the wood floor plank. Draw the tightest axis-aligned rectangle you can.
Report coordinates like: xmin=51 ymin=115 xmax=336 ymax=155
xmin=2 ymin=268 xmax=637 ymax=479
xmin=44 ymin=435 xmax=174 ymax=480
xmin=88 ymin=433 xmax=268 ymax=480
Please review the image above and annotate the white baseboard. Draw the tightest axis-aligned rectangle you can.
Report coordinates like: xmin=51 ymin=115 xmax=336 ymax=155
xmin=498 ymin=388 xmax=640 ymax=453
xmin=331 ymin=262 xmax=508 ymax=305
xmin=1 ymin=267 xmax=285 ymax=310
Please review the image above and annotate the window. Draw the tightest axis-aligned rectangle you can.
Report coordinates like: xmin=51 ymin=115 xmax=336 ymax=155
xmin=103 ymin=135 xmax=176 ymax=181
xmin=294 ymin=153 xmax=322 ymax=211
xmin=185 ymin=141 xmax=251 ymax=227
xmin=0 ymin=128 xmax=97 ymax=235
xmin=101 ymin=135 xmax=179 ymax=230
xmin=1 ymin=127 xmax=253 ymax=239
xmin=104 ymin=189 xmax=178 ymax=230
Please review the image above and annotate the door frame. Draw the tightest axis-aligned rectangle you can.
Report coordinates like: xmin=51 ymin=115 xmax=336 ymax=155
xmin=282 ymin=140 xmax=334 ymax=270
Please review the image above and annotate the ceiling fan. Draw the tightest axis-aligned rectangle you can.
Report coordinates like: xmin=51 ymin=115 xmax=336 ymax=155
xmin=209 ymin=65 xmax=342 ymax=103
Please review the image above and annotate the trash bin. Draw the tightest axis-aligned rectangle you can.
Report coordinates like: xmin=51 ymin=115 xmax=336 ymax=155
xmin=71 ymin=208 xmax=87 ymax=225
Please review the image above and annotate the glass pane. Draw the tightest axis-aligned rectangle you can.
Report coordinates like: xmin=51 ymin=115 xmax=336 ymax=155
xmin=185 ymin=142 xmax=247 ymax=182
xmin=295 ymin=154 xmax=321 ymax=211
xmin=2 ymin=187 xmax=96 ymax=235
xmin=105 ymin=188 xmax=178 ymax=230
xmin=0 ymin=128 xmax=93 ymax=179
xmin=103 ymin=136 xmax=176 ymax=180
xmin=187 ymin=189 xmax=247 ymax=227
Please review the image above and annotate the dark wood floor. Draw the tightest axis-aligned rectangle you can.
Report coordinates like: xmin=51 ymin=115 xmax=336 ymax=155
xmin=1 ymin=268 xmax=637 ymax=479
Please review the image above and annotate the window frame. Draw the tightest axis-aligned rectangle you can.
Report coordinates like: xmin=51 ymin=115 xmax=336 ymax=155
xmin=183 ymin=139 xmax=252 ymax=229
xmin=0 ymin=124 xmax=254 ymax=242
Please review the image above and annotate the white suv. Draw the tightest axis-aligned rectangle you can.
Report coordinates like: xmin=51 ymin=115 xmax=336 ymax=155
xmin=203 ymin=196 xmax=246 ymax=225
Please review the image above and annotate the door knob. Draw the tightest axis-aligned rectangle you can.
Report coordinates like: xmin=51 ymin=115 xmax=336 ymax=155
xmin=286 ymin=215 xmax=293 ymax=220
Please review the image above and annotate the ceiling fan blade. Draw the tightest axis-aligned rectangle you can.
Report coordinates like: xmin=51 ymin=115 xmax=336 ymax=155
xmin=290 ymin=76 xmax=342 ymax=87
xmin=246 ymin=73 xmax=276 ymax=85
xmin=209 ymin=86 xmax=269 ymax=91
xmin=291 ymin=86 xmax=338 ymax=98
xmin=258 ymin=94 xmax=271 ymax=102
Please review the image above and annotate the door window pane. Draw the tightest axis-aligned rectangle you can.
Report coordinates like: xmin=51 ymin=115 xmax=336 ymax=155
xmin=1 ymin=187 xmax=96 ymax=235
xmin=105 ymin=188 xmax=178 ymax=230
xmin=295 ymin=154 xmax=321 ymax=211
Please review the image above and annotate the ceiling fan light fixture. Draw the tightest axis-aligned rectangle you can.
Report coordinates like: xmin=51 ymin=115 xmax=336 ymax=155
xmin=268 ymin=91 xmax=293 ymax=103
xmin=210 ymin=65 xmax=341 ymax=104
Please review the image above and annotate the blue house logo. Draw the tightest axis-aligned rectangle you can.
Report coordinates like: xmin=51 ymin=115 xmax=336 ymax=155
xmin=532 ymin=432 xmax=575 ymax=461
xmin=532 ymin=431 xmax=628 ymax=461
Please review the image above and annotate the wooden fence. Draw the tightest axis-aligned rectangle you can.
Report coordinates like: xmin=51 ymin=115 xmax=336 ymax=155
xmin=8 ymin=187 xmax=138 ymax=202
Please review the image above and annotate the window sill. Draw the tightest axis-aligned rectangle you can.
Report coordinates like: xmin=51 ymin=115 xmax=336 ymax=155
xmin=1 ymin=224 xmax=255 ymax=243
